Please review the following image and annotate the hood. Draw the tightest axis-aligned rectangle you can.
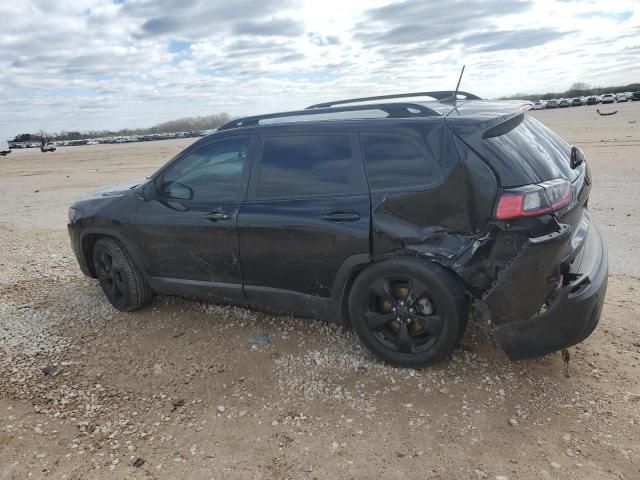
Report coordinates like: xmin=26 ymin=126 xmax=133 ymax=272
xmin=87 ymin=177 xmax=148 ymax=199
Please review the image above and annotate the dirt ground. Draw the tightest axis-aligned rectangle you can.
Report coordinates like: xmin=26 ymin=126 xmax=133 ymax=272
xmin=1 ymin=102 xmax=639 ymax=480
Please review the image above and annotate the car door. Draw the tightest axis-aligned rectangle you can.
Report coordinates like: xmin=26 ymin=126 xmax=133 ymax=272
xmin=237 ymin=132 xmax=370 ymax=318
xmin=132 ymin=136 xmax=254 ymax=302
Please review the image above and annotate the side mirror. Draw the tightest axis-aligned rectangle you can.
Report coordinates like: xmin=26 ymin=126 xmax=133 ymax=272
xmin=161 ymin=181 xmax=193 ymax=200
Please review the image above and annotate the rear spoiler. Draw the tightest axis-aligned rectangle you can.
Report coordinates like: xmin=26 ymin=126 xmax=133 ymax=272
xmin=443 ymin=100 xmax=533 ymax=138
xmin=482 ymin=113 xmax=525 ymax=139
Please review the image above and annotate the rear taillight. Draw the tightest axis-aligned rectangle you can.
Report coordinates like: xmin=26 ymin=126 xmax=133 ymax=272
xmin=495 ymin=179 xmax=572 ymax=220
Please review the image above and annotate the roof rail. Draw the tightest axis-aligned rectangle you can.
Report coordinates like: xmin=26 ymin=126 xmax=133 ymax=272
xmin=306 ymin=91 xmax=482 ymax=109
xmin=218 ymin=102 xmax=440 ymax=131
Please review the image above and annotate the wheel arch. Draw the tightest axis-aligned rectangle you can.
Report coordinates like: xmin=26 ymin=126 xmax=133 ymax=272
xmin=339 ymin=253 xmax=470 ymax=329
xmin=80 ymin=228 xmax=149 ymax=280
xmin=328 ymin=253 xmax=370 ymax=327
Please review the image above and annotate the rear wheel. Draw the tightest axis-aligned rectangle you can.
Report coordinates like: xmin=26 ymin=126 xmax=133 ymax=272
xmin=92 ymin=237 xmax=153 ymax=311
xmin=348 ymin=258 xmax=467 ymax=367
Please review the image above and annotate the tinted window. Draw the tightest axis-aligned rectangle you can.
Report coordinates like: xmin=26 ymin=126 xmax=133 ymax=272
xmin=361 ymin=134 xmax=439 ymax=191
xmin=161 ymin=138 xmax=250 ymax=202
xmin=482 ymin=116 xmax=576 ymax=186
xmin=257 ymin=135 xmax=354 ymax=199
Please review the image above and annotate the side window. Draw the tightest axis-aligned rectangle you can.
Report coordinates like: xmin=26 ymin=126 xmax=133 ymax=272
xmin=256 ymin=135 xmax=356 ymax=199
xmin=161 ymin=138 xmax=250 ymax=202
xmin=361 ymin=134 xmax=440 ymax=191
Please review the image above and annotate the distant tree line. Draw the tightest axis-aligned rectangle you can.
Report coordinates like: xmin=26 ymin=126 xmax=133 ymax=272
xmin=499 ymin=82 xmax=640 ymax=101
xmin=12 ymin=113 xmax=231 ymax=142
xmin=12 ymin=81 xmax=640 ymax=142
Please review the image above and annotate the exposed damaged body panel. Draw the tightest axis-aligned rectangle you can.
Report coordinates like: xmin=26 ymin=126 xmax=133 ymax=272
xmin=369 ymin=104 xmax=606 ymax=359
xmin=494 ymin=221 xmax=607 ymax=359
xmin=370 ymin=124 xmax=496 ymax=262
xmin=483 ymin=222 xmax=572 ymax=325
xmin=370 ymin=128 xmax=508 ymax=297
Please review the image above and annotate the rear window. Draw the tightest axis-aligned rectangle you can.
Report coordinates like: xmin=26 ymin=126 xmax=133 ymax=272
xmin=480 ymin=116 xmax=577 ymax=187
xmin=256 ymin=135 xmax=358 ymax=199
xmin=361 ymin=134 xmax=441 ymax=191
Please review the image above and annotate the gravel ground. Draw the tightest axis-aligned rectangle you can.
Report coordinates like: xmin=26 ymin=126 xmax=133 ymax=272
xmin=1 ymin=103 xmax=639 ymax=479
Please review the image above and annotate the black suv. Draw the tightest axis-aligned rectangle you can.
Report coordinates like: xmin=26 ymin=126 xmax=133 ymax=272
xmin=68 ymin=91 xmax=608 ymax=367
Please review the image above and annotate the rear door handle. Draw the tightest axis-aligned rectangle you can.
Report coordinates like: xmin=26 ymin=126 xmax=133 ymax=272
xmin=321 ymin=212 xmax=361 ymax=222
xmin=203 ymin=211 xmax=232 ymax=221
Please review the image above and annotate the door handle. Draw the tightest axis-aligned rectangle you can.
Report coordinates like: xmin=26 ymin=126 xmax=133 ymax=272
xmin=321 ymin=212 xmax=361 ymax=222
xmin=203 ymin=211 xmax=232 ymax=221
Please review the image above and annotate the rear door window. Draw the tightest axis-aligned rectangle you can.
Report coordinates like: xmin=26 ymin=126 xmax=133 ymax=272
xmin=361 ymin=134 xmax=441 ymax=192
xmin=255 ymin=134 xmax=363 ymax=199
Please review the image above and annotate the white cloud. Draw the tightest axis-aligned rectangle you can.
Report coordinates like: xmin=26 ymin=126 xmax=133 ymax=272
xmin=0 ymin=0 xmax=639 ymax=138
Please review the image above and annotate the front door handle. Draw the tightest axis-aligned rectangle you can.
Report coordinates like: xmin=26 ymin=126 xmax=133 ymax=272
xmin=203 ymin=211 xmax=232 ymax=221
xmin=321 ymin=212 xmax=361 ymax=222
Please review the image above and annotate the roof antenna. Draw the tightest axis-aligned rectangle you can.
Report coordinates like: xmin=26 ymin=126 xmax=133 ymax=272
xmin=454 ymin=65 xmax=465 ymax=99
xmin=443 ymin=65 xmax=465 ymax=105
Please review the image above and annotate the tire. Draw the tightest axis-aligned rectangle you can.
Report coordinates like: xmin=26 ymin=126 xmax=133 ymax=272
xmin=348 ymin=257 xmax=468 ymax=368
xmin=92 ymin=237 xmax=153 ymax=312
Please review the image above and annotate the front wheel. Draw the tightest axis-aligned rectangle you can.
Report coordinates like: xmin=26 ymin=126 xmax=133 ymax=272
xmin=92 ymin=237 xmax=153 ymax=311
xmin=348 ymin=258 xmax=468 ymax=367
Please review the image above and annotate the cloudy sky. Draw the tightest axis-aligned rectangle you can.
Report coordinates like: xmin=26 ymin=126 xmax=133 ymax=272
xmin=1 ymin=0 xmax=639 ymax=139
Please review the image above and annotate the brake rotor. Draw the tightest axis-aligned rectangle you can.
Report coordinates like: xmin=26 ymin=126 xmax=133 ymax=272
xmin=381 ymin=285 xmax=432 ymax=335
xmin=410 ymin=297 xmax=434 ymax=335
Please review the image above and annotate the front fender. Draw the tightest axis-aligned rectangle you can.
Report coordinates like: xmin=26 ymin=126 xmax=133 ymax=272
xmin=77 ymin=226 xmax=150 ymax=280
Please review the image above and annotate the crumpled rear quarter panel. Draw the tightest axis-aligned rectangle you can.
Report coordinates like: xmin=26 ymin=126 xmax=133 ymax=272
xmin=371 ymin=127 xmax=497 ymax=265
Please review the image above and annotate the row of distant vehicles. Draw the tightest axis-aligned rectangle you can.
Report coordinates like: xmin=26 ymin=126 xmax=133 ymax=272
xmin=533 ymin=91 xmax=640 ymax=109
xmin=6 ymin=129 xmax=217 ymax=151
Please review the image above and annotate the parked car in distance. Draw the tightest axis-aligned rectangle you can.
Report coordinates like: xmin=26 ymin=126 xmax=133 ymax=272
xmin=632 ymin=91 xmax=640 ymax=101
xmin=68 ymin=91 xmax=608 ymax=367
xmin=615 ymin=93 xmax=628 ymax=102
xmin=546 ymin=99 xmax=558 ymax=108
xmin=532 ymin=100 xmax=545 ymax=110
xmin=586 ymin=96 xmax=598 ymax=105
xmin=602 ymin=93 xmax=615 ymax=104
xmin=41 ymin=142 xmax=56 ymax=152
xmin=1 ymin=139 xmax=11 ymax=156
xmin=571 ymin=97 xmax=583 ymax=107
xmin=558 ymin=98 xmax=570 ymax=108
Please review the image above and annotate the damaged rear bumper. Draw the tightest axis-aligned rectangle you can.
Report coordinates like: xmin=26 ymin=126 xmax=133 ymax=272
xmin=494 ymin=222 xmax=608 ymax=360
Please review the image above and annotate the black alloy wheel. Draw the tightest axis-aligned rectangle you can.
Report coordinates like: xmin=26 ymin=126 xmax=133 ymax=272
xmin=349 ymin=258 xmax=467 ymax=367
xmin=92 ymin=237 xmax=153 ymax=311
xmin=95 ymin=246 xmax=126 ymax=304
xmin=365 ymin=275 xmax=443 ymax=355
